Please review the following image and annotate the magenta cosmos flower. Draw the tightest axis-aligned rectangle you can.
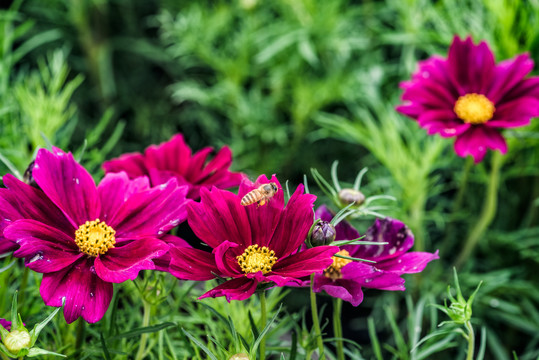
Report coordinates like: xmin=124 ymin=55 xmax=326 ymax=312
xmin=397 ymin=35 xmax=539 ymax=163
xmin=168 ymin=175 xmax=338 ymax=301
xmin=0 ymin=148 xmax=189 ymax=323
xmin=312 ymin=205 xmax=439 ymax=306
xmin=103 ymin=133 xmax=246 ymax=200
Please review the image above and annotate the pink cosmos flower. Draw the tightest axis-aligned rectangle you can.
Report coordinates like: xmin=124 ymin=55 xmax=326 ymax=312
xmin=168 ymin=175 xmax=338 ymax=301
xmin=312 ymin=205 xmax=439 ymax=306
xmin=1 ymin=148 xmax=189 ymax=323
xmin=103 ymin=134 xmax=246 ymax=200
xmin=397 ymin=35 xmax=539 ymax=163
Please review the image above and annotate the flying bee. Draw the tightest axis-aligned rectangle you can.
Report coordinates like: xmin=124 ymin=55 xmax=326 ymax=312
xmin=241 ymin=182 xmax=278 ymax=207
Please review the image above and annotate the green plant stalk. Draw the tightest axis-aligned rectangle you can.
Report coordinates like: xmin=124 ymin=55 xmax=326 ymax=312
xmin=409 ymin=193 xmax=427 ymax=252
xmin=259 ymin=291 xmax=267 ymax=360
xmin=465 ymin=321 xmax=475 ymax=360
xmin=455 ymin=152 xmax=503 ymax=268
xmin=74 ymin=318 xmax=85 ymax=357
xmin=17 ymin=266 xmax=29 ymax=311
xmin=333 ymin=298 xmax=344 ymax=360
xmin=310 ymin=273 xmax=325 ymax=360
xmin=135 ymin=299 xmax=152 ymax=360
xmin=441 ymin=156 xmax=474 ymax=254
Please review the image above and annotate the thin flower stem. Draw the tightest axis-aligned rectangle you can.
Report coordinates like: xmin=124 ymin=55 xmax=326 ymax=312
xmin=135 ymin=299 xmax=152 ymax=360
xmin=441 ymin=156 xmax=473 ymax=254
xmin=465 ymin=321 xmax=475 ymax=360
xmin=333 ymin=298 xmax=344 ymax=360
xmin=259 ymin=291 xmax=267 ymax=360
xmin=17 ymin=266 xmax=29 ymax=312
xmin=455 ymin=151 xmax=503 ymax=268
xmin=310 ymin=273 xmax=325 ymax=360
xmin=74 ymin=318 xmax=85 ymax=357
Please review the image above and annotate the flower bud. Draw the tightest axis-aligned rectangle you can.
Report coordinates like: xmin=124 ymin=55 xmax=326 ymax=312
xmin=229 ymin=354 xmax=250 ymax=360
xmin=338 ymin=188 xmax=365 ymax=206
xmin=308 ymin=220 xmax=336 ymax=247
xmin=3 ymin=329 xmax=31 ymax=353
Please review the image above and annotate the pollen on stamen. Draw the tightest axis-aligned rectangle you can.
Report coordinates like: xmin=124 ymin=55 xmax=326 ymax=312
xmin=236 ymin=244 xmax=278 ymax=275
xmin=74 ymin=219 xmax=116 ymax=257
xmin=324 ymin=249 xmax=353 ymax=280
xmin=454 ymin=93 xmax=495 ymax=124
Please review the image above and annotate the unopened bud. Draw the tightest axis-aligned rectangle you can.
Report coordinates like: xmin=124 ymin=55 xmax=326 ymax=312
xmin=3 ymin=329 xmax=31 ymax=353
xmin=229 ymin=354 xmax=250 ymax=360
xmin=338 ymin=188 xmax=365 ymax=206
xmin=309 ymin=220 xmax=336 ymax=247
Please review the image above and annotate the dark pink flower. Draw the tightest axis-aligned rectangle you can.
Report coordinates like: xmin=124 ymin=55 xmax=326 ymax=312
xmin=397 ymin=35 xmax=539 ymax=163
xmin=312 ymin=205 xmax=439 ymax=306
xmin=1 ymin=148 xmax=189 ymax=323
xmin=168 ymin=175 xmax=338 ymax=301
xmin=103 ymin=134 xmax=246 ymax=200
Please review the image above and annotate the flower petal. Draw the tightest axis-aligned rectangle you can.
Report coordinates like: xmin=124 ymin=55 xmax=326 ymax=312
xmin=103 ymin=153 xmax=148 ymax=178
xmin=169 ymin=247 xmax=221 ymax=280
xmin=33 ymin=148 xmax=100 ymax=228
xmin=417 ymin=110 xmax=470 ymax=138
xmin=199 ymin=277 xmax=258 ymax=301
xmin=377 ymin=250 xmax=440 ymax=274
xmin=269 ymin=184 xmax=316 ymax=257
xmin=187 ymin=187 xmax=251 ymax=249
xmin=97 ymin=173 xmax=151 ymax=220
xmin=153 ymin=234 xmax=191 ymax=272
xmin=454 ymin=126 xmax=507 ymax=163
xmin=341 ymin=261 xmax=406 ymax=291
xmin=7 ymin=220 xmax=81 ymax=273
xmin=93 ymin=238 xmax=169 ymax=283
xmin=487 ymin=54 xmax=535 ymax=103
xmin=271 ymin=246 xmax=337 ymax=279
xmin=312 ymin=273 xmax=365 ymax=306
xmin=108 ymin=179 xmax=188 ymax=239
xmin=145 ymin=133 xmax=191 ymax=175
xmin=487 ymin=96 xmax=539 ymax=128
xmin=40 ymin=258 xmax=113 ymax=324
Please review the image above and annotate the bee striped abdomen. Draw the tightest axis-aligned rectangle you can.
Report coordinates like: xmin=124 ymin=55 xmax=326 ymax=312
xmin=241 ymin=190 xmax=262 ymax=206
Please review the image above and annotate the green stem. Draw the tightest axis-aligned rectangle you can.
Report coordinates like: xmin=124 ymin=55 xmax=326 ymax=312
xmin=135 ymin=300 xmax=152 ymax=360
xmin=455 ymin=152 xmax=503 ymax=268
xmin=441 ymin=156 xmax=474 ymax=254
xmin=333 ymin=298 xmax=344 ymax=360
xmin=465 ymin=321 xmax=475 ymax=360
xmin=259 ymin=291 xmax=267 ymax=360
xmin=74 ymin=318 xmax=85 ymax=357
xmin=409 ymin=193 xmax=427 ymax=252
xmin=17 ymin=267 xmax=29 ymax=312
xmin=310 ymin=274 xmax=325 ymax=359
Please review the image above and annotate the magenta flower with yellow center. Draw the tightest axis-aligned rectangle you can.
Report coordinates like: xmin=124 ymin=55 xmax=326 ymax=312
xmin=312 ymin=205 xmax=439 ymax=306
xmin=103 ymin=133 xmax=246 ymax=200
xmin=0 ymin=148 xmax=189 ymax=323
xmin=168 ymin=175 xmax=338 ymax=301
xmin=397 ymin=35 xmax=539 ymax=163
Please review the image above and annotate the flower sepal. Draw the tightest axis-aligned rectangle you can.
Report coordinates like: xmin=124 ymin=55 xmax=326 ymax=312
xmin=0 ymin=292 xmax=65 ymax=358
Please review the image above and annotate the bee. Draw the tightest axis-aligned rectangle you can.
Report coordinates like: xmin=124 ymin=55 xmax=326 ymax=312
xmin=241 ymin=182 xmax=278 ymax=207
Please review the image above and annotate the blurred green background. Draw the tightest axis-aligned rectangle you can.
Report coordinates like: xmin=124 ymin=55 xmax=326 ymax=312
xmin=2 ymin=0 xmax=539 ymax=358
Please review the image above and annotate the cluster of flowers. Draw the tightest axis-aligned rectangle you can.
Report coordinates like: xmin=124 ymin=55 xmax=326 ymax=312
xmin=0 ymin=134 xmax=436 ymax=324
xmin=1 ymin=34 xmax=538 ymax=326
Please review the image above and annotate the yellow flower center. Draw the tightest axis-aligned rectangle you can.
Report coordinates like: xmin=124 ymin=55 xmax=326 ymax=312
xmin=74 ymin=219 xmax=116 ymax=257
xmin=454 ymin=93 xmax=495 ymax=124
xmin=324 ymin=249 xmax=353 ymax=280
xmin=237 ymin=244 xmax=277 ymax=274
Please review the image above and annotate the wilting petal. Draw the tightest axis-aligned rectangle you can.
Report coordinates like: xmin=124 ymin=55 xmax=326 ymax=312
xmin=313 ymin=273 xmax=365 ymax=306
xmin=33 ymin=148 xmax=100 ymax=228
xmin=454 ymin=127 xmax=507 ymax=163
xmin=271 ymin=246 xmax=337 ymax=279
xmin=377 ymin=250 xmax=440 ymax=274
xmin=169 ymin=247 xmax=221 ymax=280
xmin=341 ymin=262 xmax=405 ymax=291
xmin=93 ymin=238 xmax=169 ymax=283
xmin=40 ymin=258 xmax=113 ymax=324
xmin=213 ymin=241 xmax=242 ymax=276
xmin=351 ymin=218 xmax=414 ymax=261
xmin=188 ymin=187 xmax=251 ymax=249
xmin=199 ymin=277 xmax=258 ymax=302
